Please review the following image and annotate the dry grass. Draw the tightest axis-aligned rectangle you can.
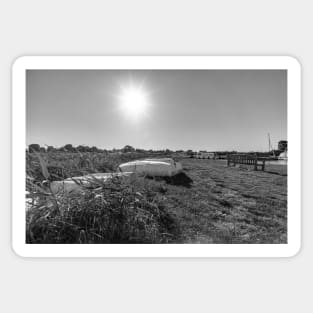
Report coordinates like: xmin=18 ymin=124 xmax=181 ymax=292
xmin=26 ymin=174 xmax=179 ymax=244
xmin=26 ymin=152 xmax=287 ymax=244
xmin=166 ymin=158 xmax=287 ymax=243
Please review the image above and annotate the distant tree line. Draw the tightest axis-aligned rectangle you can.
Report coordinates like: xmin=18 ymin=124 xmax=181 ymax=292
xmin=28 ymin=144 xmax=270 ymax=156
xmin=27 ymin=144 xmax=166 ymax=154
xmin=27 ymin=144 xmax=108 ymax=153
xmin=27 ymin=144 xmax=193 ymax=154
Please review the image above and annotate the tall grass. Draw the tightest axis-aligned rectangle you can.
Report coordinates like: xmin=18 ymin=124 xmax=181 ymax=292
xmin=26 ymin=151 xmax=180 ymax=244
xmin=26 ymin=151 xmax=172 ymax=182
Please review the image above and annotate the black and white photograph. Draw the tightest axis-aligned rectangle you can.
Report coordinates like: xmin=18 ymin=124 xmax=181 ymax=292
xmin=2 ymin=2 xmax=311 ymax=312
xmin=11 ymin=56 xmax=301 ymax=257
xmin=24 ymin=66 xmax=289 ymax=244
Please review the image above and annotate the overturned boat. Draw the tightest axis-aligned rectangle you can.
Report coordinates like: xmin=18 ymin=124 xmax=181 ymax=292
xmin=118 ymin=158 xmax=183 ymax=177
xmin=48 ymin=158 xmax=183 ymax=194
xmin=50 ymin=172 xmax=133 ymax=193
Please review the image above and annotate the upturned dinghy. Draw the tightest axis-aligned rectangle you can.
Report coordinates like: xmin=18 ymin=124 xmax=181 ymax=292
xmin=118 ymin=158 xmax=183 ymax=177
xmin=50 ymin=172 xmax=133 ymax=193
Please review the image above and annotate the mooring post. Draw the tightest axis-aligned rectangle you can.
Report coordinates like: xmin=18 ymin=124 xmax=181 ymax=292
xmin=227 ymin=154 xmax=234 ymax=166
xmin=262 ymin=160 xmax=265 ymax=171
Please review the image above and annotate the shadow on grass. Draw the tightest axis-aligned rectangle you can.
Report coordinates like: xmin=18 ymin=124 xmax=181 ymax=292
xmin=163 ymin=172 xmax=193 ymax=188
xmin=146 ymin=172 xmax=193 ymax=188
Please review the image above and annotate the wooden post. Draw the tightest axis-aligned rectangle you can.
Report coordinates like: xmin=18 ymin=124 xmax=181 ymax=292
xmin=254 ymin=154 xmax=258 ymax=171
xmin=227 ymin=154 xmax=230 ymax=167
xmin=262 ymin=160 xmax=265 ymax=171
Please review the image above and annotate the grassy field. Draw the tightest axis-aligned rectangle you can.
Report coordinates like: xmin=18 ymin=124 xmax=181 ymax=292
xmin=26 ymin=152 xmax=287 ymax=244
xmin=165 ymin=158 xmax=287 ymax=243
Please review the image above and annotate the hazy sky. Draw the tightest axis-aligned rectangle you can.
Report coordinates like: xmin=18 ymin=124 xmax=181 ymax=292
xmin=26 ymin=69 xmax=287 ymax=152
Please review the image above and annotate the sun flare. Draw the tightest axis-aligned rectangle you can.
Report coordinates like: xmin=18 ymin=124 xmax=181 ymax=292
xmin=118 ymin=85 xmax=150 ymax=121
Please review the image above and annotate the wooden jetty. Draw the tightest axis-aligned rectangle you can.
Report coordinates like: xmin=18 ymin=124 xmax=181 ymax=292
xmin=227 ymin=154 xmax=266 ymax=171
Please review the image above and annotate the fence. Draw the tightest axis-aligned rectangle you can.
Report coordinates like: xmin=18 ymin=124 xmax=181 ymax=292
xmin=227 ymin=154 xmax=266 ymax=171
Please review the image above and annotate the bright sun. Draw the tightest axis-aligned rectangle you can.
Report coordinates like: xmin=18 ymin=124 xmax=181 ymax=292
xmin=118 ymin=85 xmax=150 ymax=121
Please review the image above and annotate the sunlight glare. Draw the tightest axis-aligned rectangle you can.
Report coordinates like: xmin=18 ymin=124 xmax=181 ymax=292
xmin=118 ymin=85 xmax=150 ymax=121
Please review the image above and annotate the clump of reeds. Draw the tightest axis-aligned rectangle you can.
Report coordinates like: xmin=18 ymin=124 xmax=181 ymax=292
xmin=26 ymin=152 xmax=179 ymax=244
xmin=26 ymin=150 xmax=164 ymax=183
